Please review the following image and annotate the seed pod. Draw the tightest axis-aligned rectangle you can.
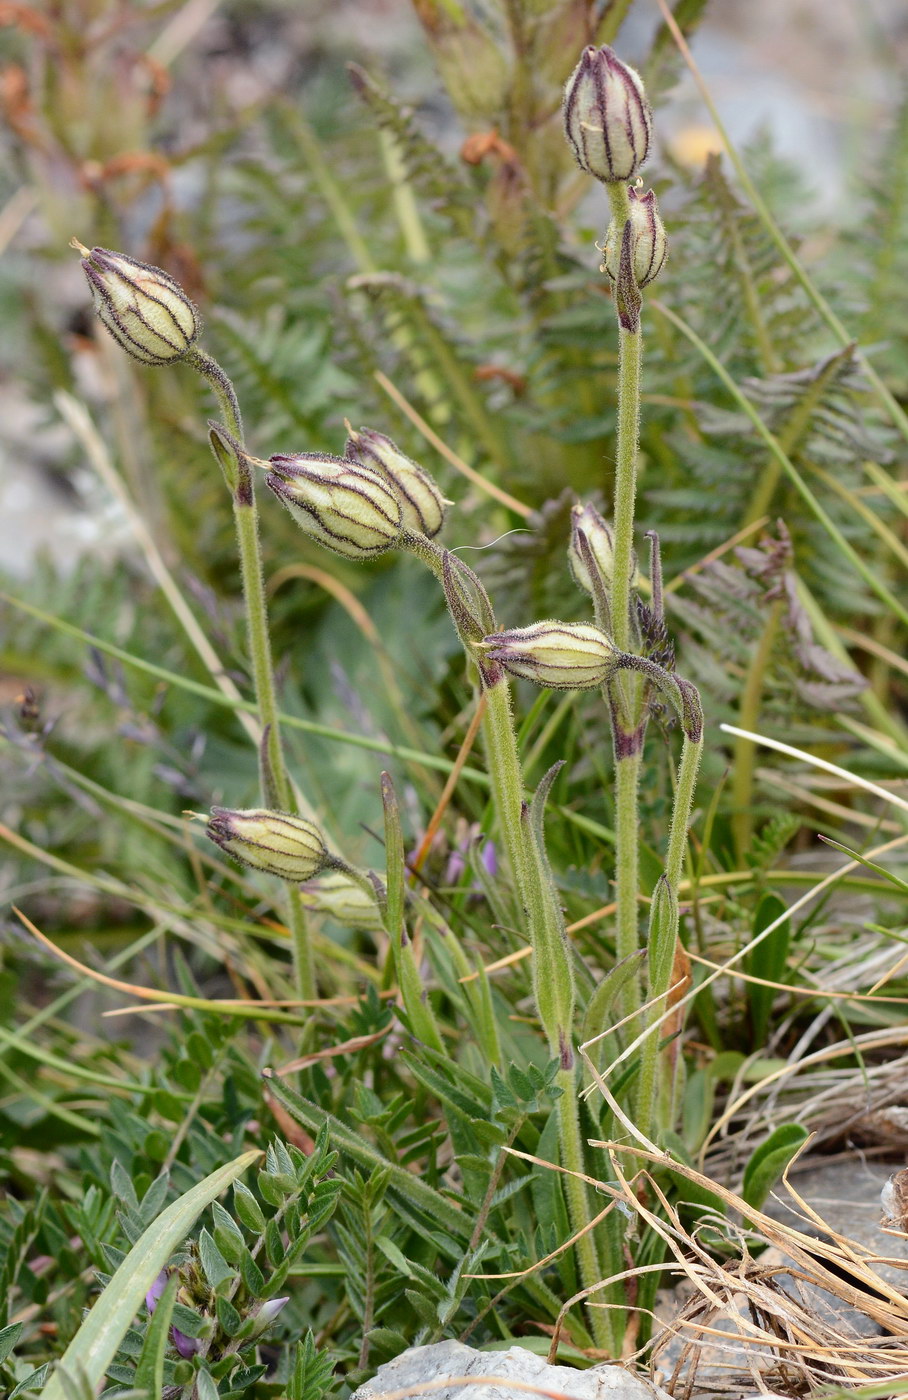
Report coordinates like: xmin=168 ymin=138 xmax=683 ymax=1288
xmin=568 ymin=503 xmax=615 ymax=596
xmin=300 ymin=870 xmax=384 ymax=931
xmin=562 ymin=45 xmax=652 ymax=184
xmin=480 ymin=620 xmax=615 ymax=689
xmin=266 ymin=453 xmax=403 ymax=560
xmin=73 ymin=241 xmax=200 ymax=364
xmin=345 ymin=426 xmax=447 ymax=539
xmin=601 ymin=187 xmax=668 ymax=288
xmin=206 ymin=807 xmax=329 ymax=882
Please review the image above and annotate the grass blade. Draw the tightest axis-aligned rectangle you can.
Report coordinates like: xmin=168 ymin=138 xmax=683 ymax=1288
xmin=40 ymin=1149 xmax=260 ymax=1400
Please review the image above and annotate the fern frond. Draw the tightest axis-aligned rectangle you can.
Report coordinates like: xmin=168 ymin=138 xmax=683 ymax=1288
xmin=348 ymin=64 xmax=477 ymax=241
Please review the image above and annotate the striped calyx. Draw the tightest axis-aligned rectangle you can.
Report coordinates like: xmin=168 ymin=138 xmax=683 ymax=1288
xmin=300 ymin=870 xmax=384 ymax=930
xmin=568 ymin=502 xmax=614 ymax=596
xmin=266 ymin=452 xmax=403 ymax=559
xmin=601 ymin=187 xmax=667 ymax=288
xmin=562 ymin=45 xmax=652 ymax=185
xmin=74 ymin=242 xmax=200 ymax=365
xmin=480 ymin=620 xmax=615 ymax=689
xmin=206 ymin=807 xmax=329 ymax=882
xmin=345 ymin=426 xmax=447 ymax=539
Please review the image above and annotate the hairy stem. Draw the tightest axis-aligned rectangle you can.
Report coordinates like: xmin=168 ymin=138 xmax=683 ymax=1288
xmin=557 ymin=1071 xmax=623 ymax=1354
xmin=605 ymin=182 xmax=640 ymax=656
xmin=187 ymin=348 xmax=315 ymax=1004
xmin=603 ymin=185 xmax=647 ymax=1037
xmin=400 ymin=533 xmax=613 ymax=1350
xmin=635 ymin=732 xmax=703 ymax=1142
xmin=613 ymin=746 xmax=643 ymax=1020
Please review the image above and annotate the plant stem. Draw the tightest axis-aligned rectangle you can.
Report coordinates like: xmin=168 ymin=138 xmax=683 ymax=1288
xmin=603 ymin=185 xmax=647 ymax=1031
xmin=400 ymin=535 xmax=614 ymax=1351
xmin=731 ymin=599 xmax=782 ymax=862
xmin=665 ymin=735 xmax=704 ymax=897
xmin=605 ymin=182 xmax=641 ymax=656
xmin=478 ymin=675 xmax=529 ymax=896
xmin=557 ymin=1070 xmax=623 ymax=1354
xmin=187 ymin=347 xmax=315 ymax=1004
xmin=635 ymin=732 xmax=703 ymax=1142
xmin=481 ymin=687 xmax=615 ymax=1350
xmin=613 ymin=746 xmax=643 ymax=1020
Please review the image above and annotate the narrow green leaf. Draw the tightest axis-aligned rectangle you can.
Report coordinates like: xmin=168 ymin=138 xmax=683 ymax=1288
xmin=374 ymin=1235 xmax=414 ymax=1276
xmin=232 ymin=1183 xmax=266 ymax=1235
xmin=818 ymin=836 xmax=908 ymax=896
xmin=40 ymin=1149 xmax=260 ymax=1400
xmin=132 ymin=1270 xmax=178 ymax=1399
xmin=745 ymin=893 xmax=790 ymax=1045
xmin=0 ymin=1321 xmax=23 ymax=1365
xmin=741 ymin=1123 xmax=809 ymax=1211
xmin=199 ymin=1227 xmax=235 ymax=1290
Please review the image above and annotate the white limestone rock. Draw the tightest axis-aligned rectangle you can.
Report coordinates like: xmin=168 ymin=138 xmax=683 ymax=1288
xmin=352 ymin=1340 xmax=670 ymax=1400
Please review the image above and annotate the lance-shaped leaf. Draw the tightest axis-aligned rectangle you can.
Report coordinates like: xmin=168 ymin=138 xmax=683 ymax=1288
xmin=41 ymin=1149 xmax=260 ymax=1400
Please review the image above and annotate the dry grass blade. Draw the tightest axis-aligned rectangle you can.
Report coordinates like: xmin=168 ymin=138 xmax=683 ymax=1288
xmin=15 ymin=907 xmax=309 ymax=1025
xmin=684 ymin=949 xmax=908 ymax=1005
xmin=593 ymin=1142 xmax=908 ymax=1394
xmin=271 ymin=1024 xmax=392 ymax=1076
xmin=720 ymin=725 xmax=908 ymax=816
xmin=375 ymin=370 xmax=532 ymax=518
xmin=410 ymin=692 xmax=486 ymax=878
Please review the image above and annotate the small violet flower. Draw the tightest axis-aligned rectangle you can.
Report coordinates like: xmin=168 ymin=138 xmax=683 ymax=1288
xmin=145 ymin=1268 xmax=203 ymax=1359
xmin=171 ymin=1326 xmax=203 ymax=1359
xmin=444 ymin=823 xmax=497 ymax=888
xmin=145 ymin=1270 xmax=167 ymax=1314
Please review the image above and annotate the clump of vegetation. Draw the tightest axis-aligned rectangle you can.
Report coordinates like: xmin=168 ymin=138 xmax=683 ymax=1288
xmin=1 ymin=2 xmax=907 ymax=1397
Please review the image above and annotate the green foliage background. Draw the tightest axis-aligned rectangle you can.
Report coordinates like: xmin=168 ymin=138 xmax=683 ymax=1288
xmin=1 ymin=0 xmax=908 ymax=1395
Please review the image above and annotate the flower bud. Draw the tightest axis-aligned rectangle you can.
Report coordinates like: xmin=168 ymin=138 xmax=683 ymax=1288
xmin=480 ymin=621 xmax=615 ymax=689
xmin=72 ymin=240 xmax=200 ymax=365
xmin=601 ymin=187 xmax=667 ymax=288
xmin=206 ymin=807 xmax=329 ymax=882
xmin=345 ymin=426 xmax=447 ymax=539
xmin=562 ymin=45 xmax=652 ymax=184
xmin=568 ymin=503 xmax=614 ymax=596
xmin=266 ymin=453 xmax=403 ymax=560
xmin=255 ymin=1296 xmax=290 ymax=1329
xmin=299 ymin=870 xmax=384 ymax=931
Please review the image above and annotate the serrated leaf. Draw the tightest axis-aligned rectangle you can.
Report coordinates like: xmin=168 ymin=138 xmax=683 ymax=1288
xmin=39 ymin=1149 xmax=260 ymax=1400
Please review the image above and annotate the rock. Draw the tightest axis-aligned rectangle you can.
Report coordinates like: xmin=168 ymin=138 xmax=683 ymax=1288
xmin=352 ymin=1341 xmax=669 ymax=1400
xmin=651 ymin=1158 xmax=908 ymax=1391
xmin=763 ymin=1157 xmax=908 ymax=1291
